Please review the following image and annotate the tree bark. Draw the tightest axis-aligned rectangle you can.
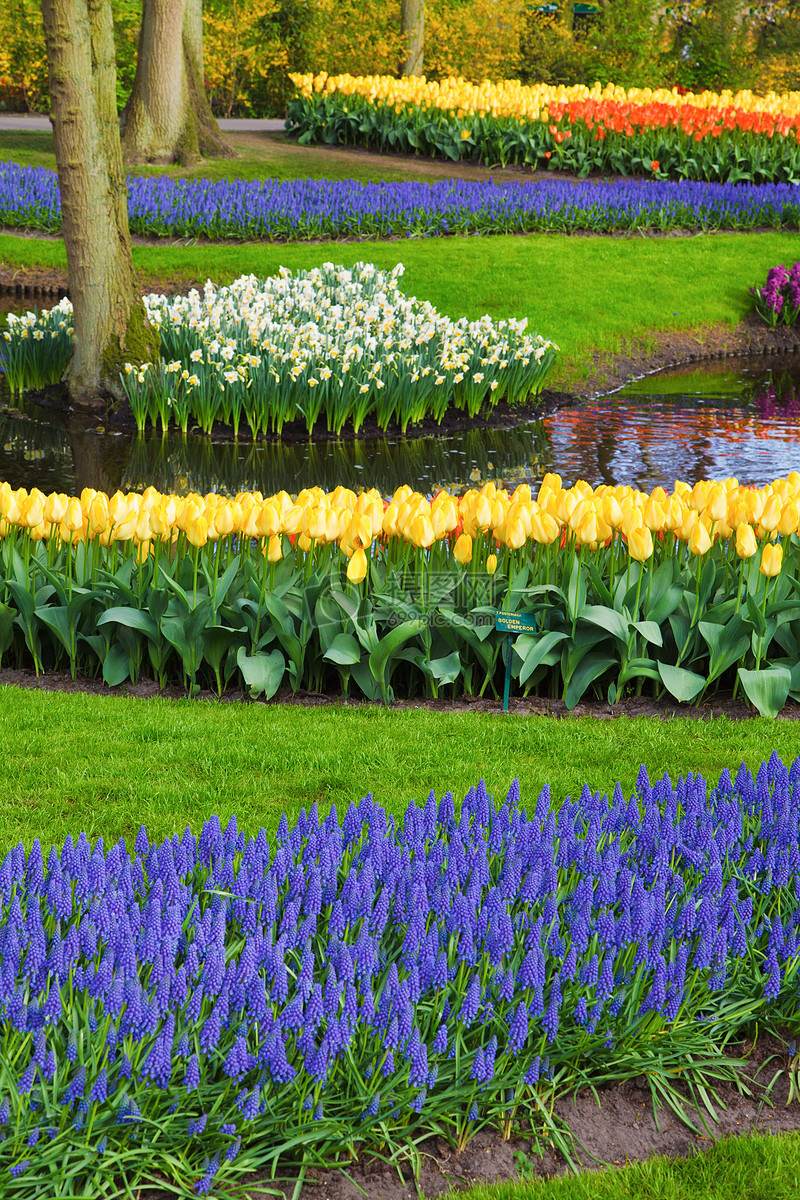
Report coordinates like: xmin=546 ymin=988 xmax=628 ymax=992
xmin=40 ymin=0 xmax=158 ymax=405
xmin=121 ymin=0 xmax=234 ymax=165
xmin=400 ymin=0 xmax=424 ymax=76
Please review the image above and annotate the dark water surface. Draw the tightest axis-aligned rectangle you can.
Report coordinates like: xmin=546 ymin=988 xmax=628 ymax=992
xmin=1 ymin=355 xmax=800 ymax=497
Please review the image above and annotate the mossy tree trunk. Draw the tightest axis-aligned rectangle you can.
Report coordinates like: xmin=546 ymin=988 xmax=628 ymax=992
xmin=121 ymin=0 xmax=234 ymax=165
xmin=400 ymin=0 xmax=424 ymax=76
xmin=40 ymin=0 xmax=158 ymax=406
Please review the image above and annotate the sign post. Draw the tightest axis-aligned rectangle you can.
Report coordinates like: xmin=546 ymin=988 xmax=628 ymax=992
xmin=494 ymin=611 xmax=537 ymax=712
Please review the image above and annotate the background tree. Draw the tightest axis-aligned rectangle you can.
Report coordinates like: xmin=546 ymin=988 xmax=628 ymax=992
xmin=121 ymin=0 xmax=234 ymax=164
xmin=400 ymin=0 xmax=424 ymax=75
xmin=40 ymin=0 xmax=157 ymax=405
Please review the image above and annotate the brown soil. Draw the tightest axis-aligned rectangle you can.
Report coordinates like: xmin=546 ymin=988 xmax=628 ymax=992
xmin=125 ymin=1027 xmax=800 ymax=1199
xmin=1 ymin=662 xmax=799 ymax=722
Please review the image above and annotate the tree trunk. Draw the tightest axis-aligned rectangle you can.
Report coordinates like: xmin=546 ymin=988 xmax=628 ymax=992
xmin=400 ymin=0 xmax=424 ymax=76
xmin=40 ymin=0 xmax=158 ymax=406
xmin=121 ymin=0 xmax=234 ymax=165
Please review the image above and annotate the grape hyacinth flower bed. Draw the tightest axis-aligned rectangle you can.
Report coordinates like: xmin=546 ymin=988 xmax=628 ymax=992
xmin=2 ymin=754 xmax=800 ymax=1195
xmin=1 ymin=161 xmax=800 ymax=240
xmin=751 ymin=261 xmax=800 ymax=327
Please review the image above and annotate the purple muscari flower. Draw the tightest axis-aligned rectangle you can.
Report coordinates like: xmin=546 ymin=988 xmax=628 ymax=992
xmin=188 ymin=1113 xmax=208 ymax=1135
xmin=96 ymin=1135 xmax=107 ymax=1157
xmin=224 ymin=1036 xmax=256 ymax=1080
xmin=468 ymin=1100 xmax=479 ymax=1121
xmin=17 ymin=1062 xmax=37 ymax=1095
xmin=219 ymin=1122 xmax=237 ymax=1136
xmin=90 ymin=1069 xmax=108 ymax=1104
xmin=0 ymin=1098 xmax=10 ymax=1125
xmin=459 ymin=974 xmax=481 ymax=1026
xmin=26 ymin=1126 xmax=39 ymax=1148
xmin=433 ymin=1023 xmax=448 ymax=1055
xmin=313 ymin=1101 xmax=324 ymax=1121
xmin=542 ymin=979 xmax=561 ymax=1042
xmin=185 ymin=1055 xmax=201 ymax=1092
xmin=470 ymin=1047 xmax=485 ymax=1082
xmin=225 ymin=1136 xmax=242 ymax=1163
xmin=194 ymin=1150 xmax=220 ymax=1195
xmin=9 ymin=1161 xmax=30 ymax=1178
xmin=61 ymin=1066 xmax=86 ymax=1106
xmin=508 ymin=1002 xmax=528 ymax=1054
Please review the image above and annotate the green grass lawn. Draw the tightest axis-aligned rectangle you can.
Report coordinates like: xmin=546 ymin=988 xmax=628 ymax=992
xmin=0 ymin=128 xmax=520 ymax=184
xmin=1 ymin=685 xmax=797 ymax=854
xmin=1 ymin=229 xmax=796 ymax=389
xmin=461 ymin=1129 xmax=800 ymax=1200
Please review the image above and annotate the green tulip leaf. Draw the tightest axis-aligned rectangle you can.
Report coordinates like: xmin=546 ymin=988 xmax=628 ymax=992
xmin=102 ymin=644 xmax=130 ymax=688
xmin=631 ymin=620 xmax=663 ymax=647
xmin=737 ymin=667 xmax=792 ymax=719
xmin=236 ymin=647 xmax=285 ymax=700
xmin=515 ymin=630 xmax=568 ymax=686
xmin=657 ymin=662 xmax=706 ymax=703
xmin=563 ymin=652 xmax=617 ymax=710
xmin=323 ymin=633 xmax=362 ymax=666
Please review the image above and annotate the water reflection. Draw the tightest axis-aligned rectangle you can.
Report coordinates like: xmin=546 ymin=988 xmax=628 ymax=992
xmin=1 ymin=355 xmax=800 ymax=496
xmin=542 ymin=358 xmax=800 ymax=491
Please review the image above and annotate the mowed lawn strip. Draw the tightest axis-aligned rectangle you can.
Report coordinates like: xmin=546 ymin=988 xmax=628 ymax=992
xmin=455 ymin=1129 xmax=800 ymax=1200
xmin=2 ymin=230 xmax=799 ymax=387
xmin=3 ymin=683 xmax=800 ymax=853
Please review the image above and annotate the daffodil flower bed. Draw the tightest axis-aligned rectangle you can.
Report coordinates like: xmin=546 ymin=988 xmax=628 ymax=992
xmin=1 ymin=265 xmax=558 ymax=437
xmin=1 ymin=473 xmax=800 ymax=712
xmin=288 ymin=74 xmax=800 ymax=184
xmin=2 ymin=753 xmax=800 ymax=1196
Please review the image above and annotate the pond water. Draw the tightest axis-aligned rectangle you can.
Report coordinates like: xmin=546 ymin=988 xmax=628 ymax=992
xmin=1 ymin=354 xmax=800 ymax=497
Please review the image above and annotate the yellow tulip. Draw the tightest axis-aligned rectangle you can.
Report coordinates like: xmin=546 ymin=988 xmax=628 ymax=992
xmin=297 ymin=532 xmax=313 ymax=553
xmin=760 ymin=542 xmax=783 ymax=577
xmin=486 ymin=553 xmax=498 ymax=575
xmin=531 ymin=511 xmax=560 ymax=544
xmin=186 ymin=515 xmax=208 ymax=548
xmin=735 ymin=523 xmax=758 ymax=558
xmin=267 ymin=534 xmax=283 ymax=562
xmin=760 ymin=494 xmax=783 ymax=532
xmin=689 ymin=522 xmax=712 ymax=556
xmin=628 ymin=525 xmax=654 ymax=562
xmin=453 ymin=533 xmax=473 ymax=565
xmin=44 ymin=493 xmax=68 ymax=524
xmin=347 ymin=547 xmax=368 ymax=584
xmin=575 ymin=510 xmax=598 ymax=546
xmin=778 ymin=499 xmax=800 ymax=537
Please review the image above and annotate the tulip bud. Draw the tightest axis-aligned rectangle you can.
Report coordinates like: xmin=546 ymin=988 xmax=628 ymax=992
xmin=453 ymin=533 xmax=473 ymax=565
xmin=347 ymin=547 xmax=368 ymax=584
xmin=628 ymin=525 xmax=654 ymax=562
xmin=576 ymin=510 xmax=598 ymax=546
xmin=760 ymin=542 xmax=783 ymax=578
xmin=760 ymin=494 xmax=782 ymax=532
xmin=486 ymin=553 xmax=498 ymax=576
xmin=735 ymin=523 xmax=757 ymax=558
xmin=689 ymin=522 xmax=712 ymax=556
xmin=778 ymin=499 xmax=800 ymax=537
xmin=186 ymin=515 xmax=208 ymax=548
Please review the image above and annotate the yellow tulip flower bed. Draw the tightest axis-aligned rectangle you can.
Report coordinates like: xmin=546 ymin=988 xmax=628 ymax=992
xmin=287 ymin=74 xmax=800 ymax=183
xmin=0 ymin=471 xmax=799 ymax=712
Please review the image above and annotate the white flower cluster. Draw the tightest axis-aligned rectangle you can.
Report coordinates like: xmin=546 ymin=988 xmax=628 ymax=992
xmin=2 ymin=298 xmax=74 ymax=395
xmin=137 ymin=263 xmax=557 ymax=435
